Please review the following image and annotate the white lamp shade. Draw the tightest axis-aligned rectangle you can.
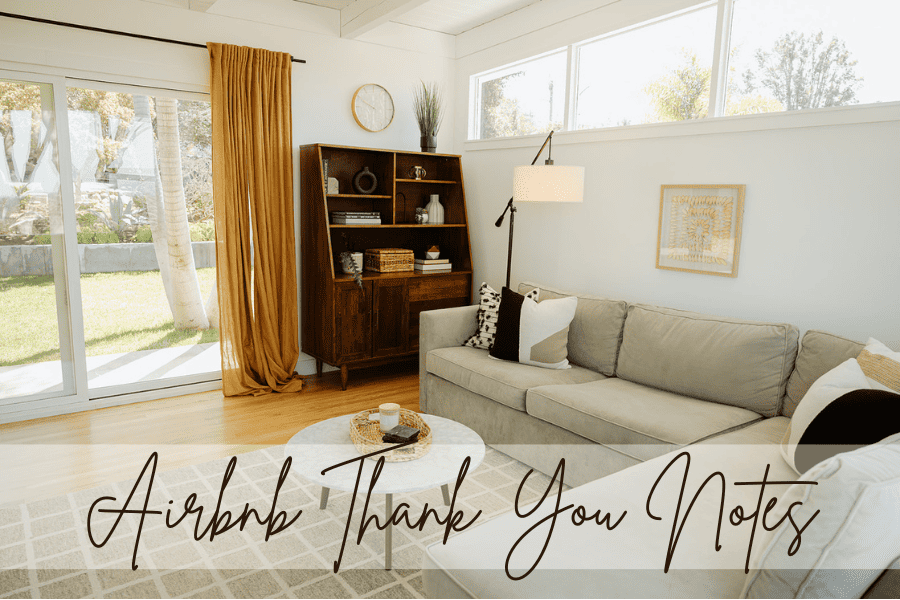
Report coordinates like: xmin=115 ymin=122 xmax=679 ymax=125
xmin=513 ymin=165 xmax=584 ymax=203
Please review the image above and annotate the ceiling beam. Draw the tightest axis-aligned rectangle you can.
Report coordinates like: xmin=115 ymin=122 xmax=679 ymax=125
xmin=189 ymin=0 xmax=219 ymax=11
xmin=341 ymin=0 xmax=430 ymax=39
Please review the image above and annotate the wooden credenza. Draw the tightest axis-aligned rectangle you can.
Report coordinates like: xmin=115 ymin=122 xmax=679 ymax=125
xmin=299 ymin=144 xmax=473 ymax=389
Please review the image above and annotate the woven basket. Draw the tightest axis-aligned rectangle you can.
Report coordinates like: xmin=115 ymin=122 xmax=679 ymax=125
xmin=350 ymin=408 xmax=432 ymax=462
xmin=364 ymin=248 xmax=414 ymax=272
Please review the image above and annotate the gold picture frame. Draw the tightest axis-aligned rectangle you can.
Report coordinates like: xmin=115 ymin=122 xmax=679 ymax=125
xmin=656 ymin=184 xmax=745 ymax=277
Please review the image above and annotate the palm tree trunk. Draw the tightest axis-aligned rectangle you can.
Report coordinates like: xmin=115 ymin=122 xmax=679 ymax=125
xmin=133 ymin=95 xmax=175 ymax=315
xmin=155 ymin=96 xmax=209 ymax=330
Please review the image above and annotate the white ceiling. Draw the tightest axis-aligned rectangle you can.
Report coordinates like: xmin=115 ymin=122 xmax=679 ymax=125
xmin=390 ymin=0 xmax=541 ymax=36
xmin=138 ymin=0 xmax=548 ymax=39
xmin=293 ymin=0 xmax=357 ymax=9
xmin=291 ymin=0 xmax=543 ymax=35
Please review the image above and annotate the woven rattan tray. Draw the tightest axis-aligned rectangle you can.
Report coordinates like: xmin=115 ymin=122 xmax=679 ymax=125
xmin=350 ymin=408 xmax=432 ymax=462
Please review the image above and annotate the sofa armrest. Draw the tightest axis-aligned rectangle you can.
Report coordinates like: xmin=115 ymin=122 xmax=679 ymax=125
xmin=419 ymin=304 xmax=479 ymax=412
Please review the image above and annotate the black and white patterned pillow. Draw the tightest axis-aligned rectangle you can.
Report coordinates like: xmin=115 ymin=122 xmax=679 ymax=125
xmin=464 ymin=283 xmax=538 ymax=350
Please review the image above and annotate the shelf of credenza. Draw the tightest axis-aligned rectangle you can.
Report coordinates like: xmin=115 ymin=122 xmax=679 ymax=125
xmin=395 ymin=179 xmax=458 ymax=184
xmin=329 ymin=224 xmax=466 ymax=229
xmin=333 ymin=269 xmax=472 ymax=282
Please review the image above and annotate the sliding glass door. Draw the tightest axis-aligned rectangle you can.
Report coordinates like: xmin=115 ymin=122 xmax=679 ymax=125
xmin=0 ymin=76 xmax=82 ymax=408
xmin=0 ymin=73 xmax=220 ymax=419
xmin=66 ymin=85 xmax=219 ymax=395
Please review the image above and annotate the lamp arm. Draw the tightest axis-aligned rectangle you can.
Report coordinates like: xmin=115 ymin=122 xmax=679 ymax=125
xmin=493 ymin=130 xmax=554 ymax=228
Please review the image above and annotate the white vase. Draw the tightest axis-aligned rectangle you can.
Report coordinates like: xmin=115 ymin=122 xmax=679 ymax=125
xmin=425 ymin=194 xmax=444 ymax=224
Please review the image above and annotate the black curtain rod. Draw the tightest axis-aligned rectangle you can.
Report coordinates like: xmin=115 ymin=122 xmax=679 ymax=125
xmin=0 ymin=11 xmax=307 ymax=64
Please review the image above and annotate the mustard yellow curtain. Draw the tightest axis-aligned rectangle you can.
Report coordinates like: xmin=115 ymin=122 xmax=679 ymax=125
xmin=208 ymin=42 xmax=303 ymax=395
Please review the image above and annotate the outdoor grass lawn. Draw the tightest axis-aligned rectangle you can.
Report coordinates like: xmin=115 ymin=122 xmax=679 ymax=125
xmin=1 ymin=268 xmax=219 ymax=366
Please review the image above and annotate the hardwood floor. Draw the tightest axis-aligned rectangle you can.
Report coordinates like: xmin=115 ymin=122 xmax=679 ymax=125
xmin=0 ymin=360 xmax=420 ymax=507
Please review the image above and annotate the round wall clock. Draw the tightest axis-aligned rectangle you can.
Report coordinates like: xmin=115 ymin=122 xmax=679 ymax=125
xmin=351 ymin=83 xmax=394 ymax=132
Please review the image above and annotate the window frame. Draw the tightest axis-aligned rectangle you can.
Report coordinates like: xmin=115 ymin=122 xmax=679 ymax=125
xmin=466 ymin=0 xmax=899 ymax=144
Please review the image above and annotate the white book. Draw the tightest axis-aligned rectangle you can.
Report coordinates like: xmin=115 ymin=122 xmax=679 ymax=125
xmin=333 ymin=218 xmax=382 ymax=225
xmin=415 ymin=265 xmax=452 ymax=272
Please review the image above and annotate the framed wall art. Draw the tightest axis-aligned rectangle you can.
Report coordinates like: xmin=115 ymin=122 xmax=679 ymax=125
xmin=656 ymin=184 xmax=745 ymax=277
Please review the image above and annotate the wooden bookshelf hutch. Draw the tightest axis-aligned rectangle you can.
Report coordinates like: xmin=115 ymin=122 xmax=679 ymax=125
xmin=299 ymin=144 xmax=473 ymax=389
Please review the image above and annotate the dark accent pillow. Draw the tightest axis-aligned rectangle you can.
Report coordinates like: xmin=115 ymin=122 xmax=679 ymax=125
xmin=464 ymin=283 xmax=538 ymax=350
xmin=490 ymin=286 xmax=578 ymax=369
xmin=489 ymin=287 xmax=526 ymax=362
xmin=795 ymin=388 xmax=900 ymax=473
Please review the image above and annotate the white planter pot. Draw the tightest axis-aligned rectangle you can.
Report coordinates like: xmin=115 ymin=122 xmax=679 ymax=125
xmin=342 ymin=252 xmax=363 ymax=274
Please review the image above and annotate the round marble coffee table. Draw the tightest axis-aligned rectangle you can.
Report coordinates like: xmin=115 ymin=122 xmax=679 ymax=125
xmin=284 ymin=413 xmax=485 ymax=570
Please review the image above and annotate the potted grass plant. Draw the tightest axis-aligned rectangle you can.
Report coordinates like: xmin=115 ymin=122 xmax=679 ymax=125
xmin=413 ymin=81 xmax=444 ymax=153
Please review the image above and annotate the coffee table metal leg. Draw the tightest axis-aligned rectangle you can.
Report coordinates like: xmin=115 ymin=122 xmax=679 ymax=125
xmin=320 ymin=487 xmax=329 ymax=510
xmin=441 ymin=484 xmax=451 ymax=506
xmin=385 ymin=493 xmax=393 ymax=570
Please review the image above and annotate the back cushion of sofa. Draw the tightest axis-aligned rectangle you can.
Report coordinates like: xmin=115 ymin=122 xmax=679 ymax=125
xmin=616 ymin=304 xmax=799 ymax=417
xmin=518 ymin=282 xmax=627 ymax=376
xmin=782 ymin=329 xmax=865 ymax=418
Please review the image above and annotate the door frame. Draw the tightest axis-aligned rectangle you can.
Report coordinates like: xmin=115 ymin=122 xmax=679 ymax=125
xmin=0 ymin=69 xmax=221 ymax=424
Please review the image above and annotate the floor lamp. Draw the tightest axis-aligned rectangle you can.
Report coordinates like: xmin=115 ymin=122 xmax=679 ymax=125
xmin=494 ymin=131 xmax=585 ymax=289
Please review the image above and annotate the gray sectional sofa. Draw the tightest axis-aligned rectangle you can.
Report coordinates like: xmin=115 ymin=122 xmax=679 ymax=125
xmin=417 ymin=281 xmax=896 ymax=598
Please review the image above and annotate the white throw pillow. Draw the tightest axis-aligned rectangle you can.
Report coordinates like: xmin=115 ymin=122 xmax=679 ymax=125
xmin=515 ymin=296 xmax=578 ymax=369
xmin=741 ymin=432 xmax=900 ymax=599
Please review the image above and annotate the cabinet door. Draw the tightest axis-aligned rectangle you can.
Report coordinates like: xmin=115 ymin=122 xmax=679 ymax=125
xmin=372 ymin=279 xmax=408 ymax=358
xmin=335 ymin=281 xmax=372 ymax=362
xmin=407 ymin=274 xmax=471 ymax=352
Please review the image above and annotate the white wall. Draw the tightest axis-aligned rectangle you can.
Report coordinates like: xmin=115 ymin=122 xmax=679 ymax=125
xmin=454 ymin=0 xmax=900 ymax=348
xmin=0 ymin=0 xmax=457 ymax=373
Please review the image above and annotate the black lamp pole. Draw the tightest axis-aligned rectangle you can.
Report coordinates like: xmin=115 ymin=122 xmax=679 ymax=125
xmin=495 ymin=130 xmax=555 ymax=290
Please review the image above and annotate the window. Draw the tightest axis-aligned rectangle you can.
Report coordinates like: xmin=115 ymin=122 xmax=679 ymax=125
xmin=467 ymin=0 xmax=898 ymax=140
xmin=474 ymin=50 xmax=567 ymax=140
xmin=574 ymin=3 xmax=717 ymax=129
xmin=725 ymin=0 xmax=900 ymax=115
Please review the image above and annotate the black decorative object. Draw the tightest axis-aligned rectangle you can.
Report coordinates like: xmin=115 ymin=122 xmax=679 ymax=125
xmin=353 ymin=167 xmax=378 ymax=194
xmin=382 ymin=424 xmax=420 ymax=444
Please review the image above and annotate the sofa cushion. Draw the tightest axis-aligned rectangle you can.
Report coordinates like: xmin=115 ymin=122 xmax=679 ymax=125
xmin=526 ymin=378 xmax=761 ymax=462
xmin=426 ymin=346 xmax=605 ymax=412
xmin=423 ymin=419 xmax=795 ymax=599
xmin=616 ymin=304 xmax=799 ymax=417
xmin=741 ymin=432 xmax=900 ymax=599
xmin=518 ymin=282 xmax=627 ymax=376
xmin=783 ymin=329 xmax=865 ymax=417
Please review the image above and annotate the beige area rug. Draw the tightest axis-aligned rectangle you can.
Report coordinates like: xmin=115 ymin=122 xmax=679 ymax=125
xmin=0 ymin=445 xmax=554 ymax=599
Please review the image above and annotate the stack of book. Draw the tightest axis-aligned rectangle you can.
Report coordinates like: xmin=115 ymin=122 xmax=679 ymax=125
xmin=414 ymin=258 xmax=451 ymax=273
xmin=331 ymin=211 xmax=381 ymax=225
